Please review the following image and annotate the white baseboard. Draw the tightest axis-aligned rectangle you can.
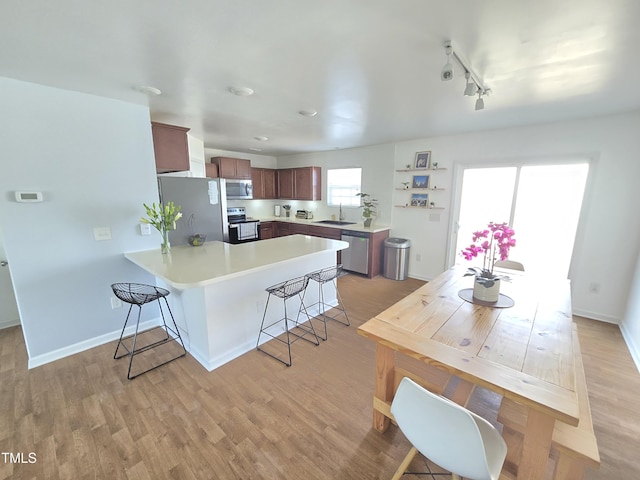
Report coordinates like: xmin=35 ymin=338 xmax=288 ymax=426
xmin=0 ymin=317 xmax=20 ymax=330
xmin=619 ymin=322 xmax=640 ymax=374
xmin=186 ymin=301 xmax=340 ymax=372
xmin=28 ymin=317 xmax=162 ymax=369
xmin=572 ymin=308 xmax=620 ymax=324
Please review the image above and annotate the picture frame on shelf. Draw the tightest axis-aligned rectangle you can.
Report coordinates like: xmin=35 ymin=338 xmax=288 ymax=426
xmin=414 ymin=151 xmax=431 ymax=169
xmin=410 ymin=193 xmax=429 ymax=207
xmin=412 ymin=175 xmax=429 ymax=188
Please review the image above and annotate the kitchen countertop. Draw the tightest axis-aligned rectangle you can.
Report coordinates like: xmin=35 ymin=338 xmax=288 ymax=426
xmin=125 ymin=234 xmax=348 ymax=289
xmin=257 ymin=216 xmax=391 ymax=234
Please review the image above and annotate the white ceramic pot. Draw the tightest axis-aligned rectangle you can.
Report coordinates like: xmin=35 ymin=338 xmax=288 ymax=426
xmin=473 ymin=277 xmax=501 ymax=303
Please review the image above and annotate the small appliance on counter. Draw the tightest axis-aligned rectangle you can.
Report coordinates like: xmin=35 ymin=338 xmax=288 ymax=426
xmin=282 ymin=205 xmax=291 ymax=218
xmin=295 ymin=210 xmax=313 ymax=220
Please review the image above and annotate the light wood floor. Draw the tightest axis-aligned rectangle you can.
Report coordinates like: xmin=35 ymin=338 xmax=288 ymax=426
xmin=1 ymin=274 xmax=639 ymax=479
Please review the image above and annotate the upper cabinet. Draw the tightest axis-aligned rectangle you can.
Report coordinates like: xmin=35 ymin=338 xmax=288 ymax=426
xmin=151 ymin=122 xmax=190 ymax=173
xmin=205 ymin=163 xmax=219 ymax=178
xmin=277 ymin=166 xmax=321 ymax=201
xmin=251 ymin=168 xmax=277 ymax=199
xmin=211 ymin=157 xmax=251 ymax=179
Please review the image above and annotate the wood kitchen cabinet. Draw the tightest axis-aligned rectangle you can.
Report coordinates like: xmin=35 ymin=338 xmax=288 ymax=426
xmin=211 ymin=157 xmax=252 ymax=179
xmin=251 ymin=168 xmax=277 ymax=199
xmin=260 ymin=221 xmax=274 ymax=239
xmin=277 ymin=166 xmax=321 ymax=200
xmin=205 ymin=163 xmax=219 ymax=178
xmin=275 ymin=222 xmax=291 ymax=237
xmin=151 ymin=122 xmax=191 ymax=173
xmin=289 ymin=223 xmax=309 ymax=236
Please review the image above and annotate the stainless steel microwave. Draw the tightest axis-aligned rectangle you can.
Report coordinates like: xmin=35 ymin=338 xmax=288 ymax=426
xmin=224 ymin=179 xmax=253 ymax=199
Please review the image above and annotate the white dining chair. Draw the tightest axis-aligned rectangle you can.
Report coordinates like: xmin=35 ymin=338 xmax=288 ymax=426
xmin=494 ymin=259 xmax=525 ymax=271
xmin=390 ymin=377 xmax=507 ymax=480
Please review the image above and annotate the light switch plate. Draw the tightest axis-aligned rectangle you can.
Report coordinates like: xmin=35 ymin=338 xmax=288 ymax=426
xmin=93 ymin=227 xmax=112 ymax=241
xmin=140 ymin=223 xmax=151 ymax=235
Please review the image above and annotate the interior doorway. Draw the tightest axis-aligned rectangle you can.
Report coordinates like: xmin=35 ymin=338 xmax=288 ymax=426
xmin=451 ymin=162 xmax=590 ymax=278
xmin=0 ymin=226 xmax=20 ymax=329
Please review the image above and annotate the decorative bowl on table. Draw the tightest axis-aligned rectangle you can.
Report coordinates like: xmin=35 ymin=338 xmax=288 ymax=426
xmin=188 ymin=234 xmax=206 ymax=246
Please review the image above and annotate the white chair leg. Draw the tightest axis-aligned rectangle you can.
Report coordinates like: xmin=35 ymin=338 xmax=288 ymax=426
xmin=391 ymin=446 xmax=418 ymax=480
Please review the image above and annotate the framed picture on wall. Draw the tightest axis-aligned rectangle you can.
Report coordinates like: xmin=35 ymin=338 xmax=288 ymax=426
xmin=410 ymin=193 xmax=429 ymax=207
xmin=412 ymin=175 xmax=430 ymax=189
xmin=414 ymin=151 xmax=431 ymax=169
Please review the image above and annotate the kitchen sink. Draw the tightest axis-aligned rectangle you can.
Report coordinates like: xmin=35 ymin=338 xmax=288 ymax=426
xmin=314 ymin=220 xmax=357 ymax=226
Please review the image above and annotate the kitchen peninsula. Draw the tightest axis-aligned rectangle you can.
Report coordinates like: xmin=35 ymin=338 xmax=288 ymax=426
xmin=125 ymin=235 xmax=348 ymax=371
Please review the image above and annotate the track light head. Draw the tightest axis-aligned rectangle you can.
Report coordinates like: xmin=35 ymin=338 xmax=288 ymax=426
xmin=464 ymin=72 xmax=477 ymax=96
xmin=475 ymin=91 xmax=485 ymax=111
xmin=441 ymin=44 xmax=454 ymax=81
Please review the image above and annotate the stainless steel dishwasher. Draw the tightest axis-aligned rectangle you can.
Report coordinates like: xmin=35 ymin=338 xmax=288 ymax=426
xmin=341 ymin=230 xmax=370 ymax=275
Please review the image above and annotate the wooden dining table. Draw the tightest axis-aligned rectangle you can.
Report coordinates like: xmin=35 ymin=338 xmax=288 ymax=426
xmin=357 ymin=265 xmax=579 ymax=480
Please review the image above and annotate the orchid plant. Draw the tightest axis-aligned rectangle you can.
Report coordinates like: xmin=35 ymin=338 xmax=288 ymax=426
xmin=140 ymin=201 xmax=182 ymax=253
xmin=461 ymin=222 xmax=516 ymax=286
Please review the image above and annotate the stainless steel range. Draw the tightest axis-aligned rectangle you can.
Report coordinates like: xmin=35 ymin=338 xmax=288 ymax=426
xmin=226 ymin=207 xmax=261 ymax=244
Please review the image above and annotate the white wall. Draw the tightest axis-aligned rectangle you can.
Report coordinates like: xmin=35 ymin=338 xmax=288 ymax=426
xmin=622 ymin=252 xmax=640 ymax=371
xmin=0 ymin=77 xmax=160 ymax=366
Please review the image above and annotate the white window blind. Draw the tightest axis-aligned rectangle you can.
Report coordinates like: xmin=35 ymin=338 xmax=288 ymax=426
xmin=327 ymin=168 xmax=362 ymax=207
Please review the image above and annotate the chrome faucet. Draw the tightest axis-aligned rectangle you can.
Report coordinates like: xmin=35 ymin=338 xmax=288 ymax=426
xmin=339 ymin=203 xmax=345 ymax=221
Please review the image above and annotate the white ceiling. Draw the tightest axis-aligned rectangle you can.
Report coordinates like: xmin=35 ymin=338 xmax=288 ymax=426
xmin=3 ymin=0 xmax=640 ymax=156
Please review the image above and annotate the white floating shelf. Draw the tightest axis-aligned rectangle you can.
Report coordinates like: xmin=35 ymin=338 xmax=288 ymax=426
xmin=395 ymin=168 xmax=447 ymax=172
xmin=394 ymin=205 xmax=445 ymax=210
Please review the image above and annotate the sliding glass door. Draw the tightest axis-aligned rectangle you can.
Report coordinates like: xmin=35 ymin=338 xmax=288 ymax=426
xmin=453 ymin=162 xmax=589 ymax=278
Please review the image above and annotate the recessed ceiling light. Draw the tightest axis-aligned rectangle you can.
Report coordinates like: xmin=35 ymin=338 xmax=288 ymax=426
xmin=299 ymin=109 xmax=318 ymax=117
xmin=229 ymin=86 xmax=254 ymax=96
xmin=248 ymin=147 xmax=262 ymax=152
xmin=254 ymin=136 xmax=269 ymax=142
xmin=134 ymin=85 xmax=162 ymax=96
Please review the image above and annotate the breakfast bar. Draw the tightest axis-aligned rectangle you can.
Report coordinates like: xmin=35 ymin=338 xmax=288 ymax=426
xmin=125 ymin=234 xmax=348 ymax=371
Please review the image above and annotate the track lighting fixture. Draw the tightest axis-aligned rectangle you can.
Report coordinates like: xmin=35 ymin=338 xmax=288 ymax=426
xmin=441 ymin=44 xmax=454 ymax=81
xmin=442 ymin=41 xmax=491 ymax=110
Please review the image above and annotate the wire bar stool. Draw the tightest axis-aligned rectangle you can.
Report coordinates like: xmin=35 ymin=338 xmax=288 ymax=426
xmin=256 ymin=276 xmax=320 ymax=366
xmin=300 ymin=264 xmax=350 ymax=341
xmin=111 ymin=283 xmax=186 ymax=379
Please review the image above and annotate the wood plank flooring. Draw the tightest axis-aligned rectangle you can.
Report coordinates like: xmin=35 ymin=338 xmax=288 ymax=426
xmin=1 ymin=274 xmax=639 ymax=479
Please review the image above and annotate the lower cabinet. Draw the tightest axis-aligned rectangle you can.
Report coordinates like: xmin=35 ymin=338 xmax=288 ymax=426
xmin=260 ymin=221 xmax=274 ymax=239
xmin=270 ymin=222 xmax=389 ymax=274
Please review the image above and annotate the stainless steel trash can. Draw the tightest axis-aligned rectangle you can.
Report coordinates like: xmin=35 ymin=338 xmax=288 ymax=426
xmin=383 ymin=238 xmax=411 ymax=280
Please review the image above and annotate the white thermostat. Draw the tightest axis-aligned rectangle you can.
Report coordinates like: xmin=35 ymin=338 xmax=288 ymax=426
xmin=15 ymin=191 xmax=43 ymax=202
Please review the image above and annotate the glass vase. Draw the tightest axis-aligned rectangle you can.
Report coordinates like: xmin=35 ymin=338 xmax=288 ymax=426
xmin=161 ymin=230 xmax=171 ymax=254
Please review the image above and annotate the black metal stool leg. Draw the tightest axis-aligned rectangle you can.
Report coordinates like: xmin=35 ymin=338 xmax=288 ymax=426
xmin=114 ymin=304 xmax=135 ymax=359
xmin=330 ymin=277 xmax=350 ymax=326
xmin=160 ymin=296 xmax=187 ymax=354
xmin=126 ymin=305 xmax=143 ymax=380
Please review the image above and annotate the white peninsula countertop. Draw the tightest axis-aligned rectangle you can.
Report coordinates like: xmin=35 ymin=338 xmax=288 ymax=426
xmin=125 ymin=234 xmax=347 ymax=371
xmin=125 ymin=234 xmax=348 ymax=289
